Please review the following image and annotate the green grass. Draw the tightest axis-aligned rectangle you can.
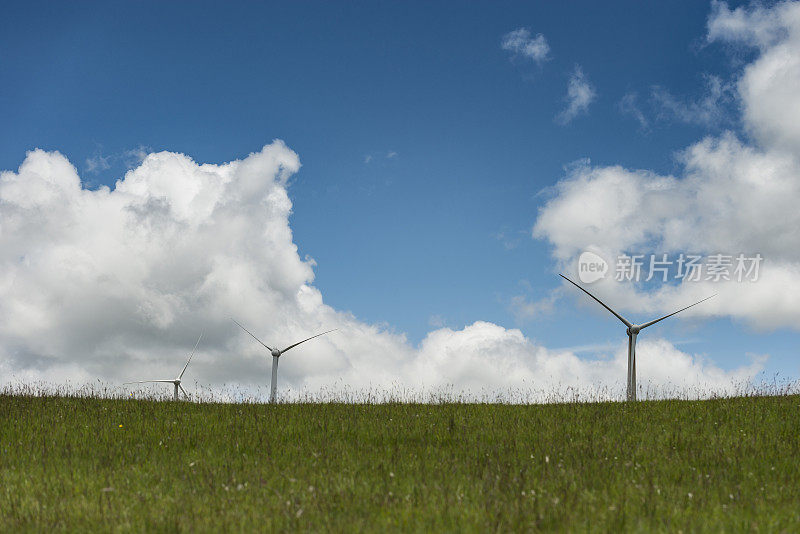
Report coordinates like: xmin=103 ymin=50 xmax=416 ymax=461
xmin=1 ymin=394 xmax=799 ymax=532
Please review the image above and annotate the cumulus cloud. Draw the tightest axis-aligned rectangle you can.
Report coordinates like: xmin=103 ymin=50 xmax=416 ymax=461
xmin=85 ymin=146 xmax=153 ymax=176
xmin=0 ymin=143 xmax=397 ymax=395
xmin=706 ymin=0 xmax=788 ymax=49
xmin=9 ymin=2 xmax=792 ymax=400
xmin=407 ymin=322 xmax=764 ymax=399
xmin=709 ymin=1 xmax=800 ymax=153
xmin=501 ymin=28 xmax=550 ymax=64
xmin=557 ymin=65 xmax=596 ymax=124
xmin=0 ymin=142 xmax=761 ymax=400
xmin=534 ymin=1 xmax=800 ymax=332
xmin=123 ymin=145 xmax=152 ymax=168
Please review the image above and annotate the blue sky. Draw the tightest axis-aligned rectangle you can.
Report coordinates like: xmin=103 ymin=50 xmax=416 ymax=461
xmin=1 ymin=0 xmax=797 ymax=394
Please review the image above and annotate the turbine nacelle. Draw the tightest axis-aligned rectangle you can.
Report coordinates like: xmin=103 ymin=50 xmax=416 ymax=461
xmin=559 ymin=274 xmax=714 ymax=402
xmin=232 ymin=319 xmax=337 ymax=403
xmin=123 ymin=332 xmax=203 ymax=401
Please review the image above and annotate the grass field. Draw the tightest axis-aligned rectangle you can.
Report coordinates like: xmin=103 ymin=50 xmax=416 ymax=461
xmin=2 ymin=393 xmax=799 ymax=532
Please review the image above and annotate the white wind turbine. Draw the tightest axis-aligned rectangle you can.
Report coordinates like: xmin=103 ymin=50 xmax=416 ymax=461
xmin=124 ymin=333 xmax=203 ymax=401
xmin=560 ymin=274 xmax=714 ymax=401
xmin=232 ymin=319 xmax=336 ymax=403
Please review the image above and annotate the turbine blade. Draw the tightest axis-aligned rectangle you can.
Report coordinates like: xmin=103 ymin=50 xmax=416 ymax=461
xmin=232 ymin=319 xmax=273 ymax=351
xmin=179 ymin=384 xmax=189 ymax=399
xmin=179 ymin=332 xmax=203 ymax=379
xmin=559 ymin=274 xmax=632 ymax=328
xmin=123 ymin=380 xmax=175 ymax=384
xmin=281 ymin=329 xmax=337 ymax=354
xmin=638 ymin=294 xmax=716 ymax=330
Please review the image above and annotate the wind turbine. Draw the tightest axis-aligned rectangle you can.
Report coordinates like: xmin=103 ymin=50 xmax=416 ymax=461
xmin=560 ymin=274 xmax=714 ymax=401
xmin=124 ymin=333 xmax=203 ymax=401
xmin=232 ymin=319 xmax=336 ymax=403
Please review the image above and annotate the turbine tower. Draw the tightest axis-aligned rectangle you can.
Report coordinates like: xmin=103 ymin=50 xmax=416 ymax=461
xmin=232 ymin=319 xmax=336 ymax=403
xmin=124 ymin=333 xmax=203 ymax=401
xmin=560 ymin=274 xmax=714 ymax=401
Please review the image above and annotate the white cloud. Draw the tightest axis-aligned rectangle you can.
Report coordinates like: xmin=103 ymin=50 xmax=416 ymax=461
xmin=493 ymin=228 xmax=525 ymax=250
xmin=708 ymin=1 xmax=800 ymax=153
xmin=85 ymin=154 xmax=111 ymax=174
xmin=123 ymin=145 xmax=152 ymax=168
xmin=85 ymin=146 xmax=152 ymax=176
xmin=534 ymin=1 xmax=800 ymax=332
xmin=428 ymin=315 xmax=445 ymax=328
xmin=651 ymin=74 xmax=735 ymax=127
xmin=501 ymin=28 xmax=550 ymax=64
xmin=407 ymin=322 xmax=764 ymax=400
xmin=557 ymin=65 xmax=596 ymax=124
xmin=0 ymin=142 xmax=761 ymax=400
xmin=620 ymin=75 xmax=734 ymax=130
xmin=10 ymin=2 xmax=795 ymax=400
xmin=618 ymin=92 xmax=649 ymax=130
xmin=509 ymin=293 xmax=558 ymax=323
xmin=706 ymin=0 xmax=787 ymax=49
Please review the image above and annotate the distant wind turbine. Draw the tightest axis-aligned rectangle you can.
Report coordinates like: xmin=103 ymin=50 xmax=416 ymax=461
xmin=560 ymin=274 xmax=714 ymax=401
xmin=124 ymin=333 xmax=203 ymax=401
xmin=232 ymin=319 xmax=336 ymax=403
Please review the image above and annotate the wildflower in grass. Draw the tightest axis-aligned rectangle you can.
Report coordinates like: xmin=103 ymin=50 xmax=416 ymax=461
xmin=118 ymin=424 xmax=123 ymax=428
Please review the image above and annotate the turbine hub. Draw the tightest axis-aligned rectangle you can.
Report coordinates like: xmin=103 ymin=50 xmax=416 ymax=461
xmin=627 ymin=325 xmax=640 ymax=335
xmin=271 ymin=349 xmax=281 ymax=357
